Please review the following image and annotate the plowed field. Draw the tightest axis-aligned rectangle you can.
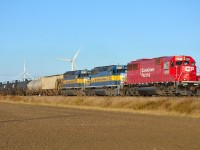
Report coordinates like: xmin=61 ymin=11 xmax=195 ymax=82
xmin=0 ymin=102 xmax=200 ymax=150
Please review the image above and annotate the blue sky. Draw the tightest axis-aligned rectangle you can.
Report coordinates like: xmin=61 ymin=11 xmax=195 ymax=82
xmin=0 ymin=0 xmax=200 ymax=81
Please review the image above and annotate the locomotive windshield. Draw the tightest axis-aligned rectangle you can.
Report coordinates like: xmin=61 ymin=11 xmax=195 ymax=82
xmin=191 ymin=62 xmax=195 ymax=66
xmin=176 ymin=61 xmax=182 ymax=66
xmin=172 ymin=57 xmax=196 ymax=67
xmin=174 ymin=61 xmax=190 ymax=66
xmin=113 ymin=68 xmax=126 ymax=74
xmin=171 ymin=60 xmax=195 ymax=68
xmin=183 ymin=61 xmax=189 ymax=65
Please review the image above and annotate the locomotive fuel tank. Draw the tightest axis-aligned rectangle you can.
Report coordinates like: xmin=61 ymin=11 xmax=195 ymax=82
xmin=63 ymin=89 xmax=77 ymax=96
xmin=137 ymin=86 xmax=159 ymax=96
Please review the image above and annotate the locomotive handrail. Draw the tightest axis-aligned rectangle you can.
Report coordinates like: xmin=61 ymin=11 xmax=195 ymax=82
xmin=177 ymin=71 xmax=183 ymax=82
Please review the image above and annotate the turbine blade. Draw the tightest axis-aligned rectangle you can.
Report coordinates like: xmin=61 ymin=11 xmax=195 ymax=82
xmin=56 ymin=58 xmax=72 ymax=62
xmin=16 ymin=72 xmax=24 ymax=78
xmin=73 ymin=49 xmax=80 ymax=60
xmin=24 ymin=61 xmax=26 ymax=72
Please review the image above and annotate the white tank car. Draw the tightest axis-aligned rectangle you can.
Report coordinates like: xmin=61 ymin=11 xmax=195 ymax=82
xmin=27 ymin=80 xmax=42 ymax=95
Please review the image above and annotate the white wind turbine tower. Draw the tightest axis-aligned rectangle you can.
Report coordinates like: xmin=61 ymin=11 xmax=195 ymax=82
xmin=17 ymin=61 xmax=34 ymax=81
xmin=57 ymin=48 xmax=81 ymax=71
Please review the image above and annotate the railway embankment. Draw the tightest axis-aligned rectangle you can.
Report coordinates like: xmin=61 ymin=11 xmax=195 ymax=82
xmin=0 ymin=96 xmax=200 ymax=118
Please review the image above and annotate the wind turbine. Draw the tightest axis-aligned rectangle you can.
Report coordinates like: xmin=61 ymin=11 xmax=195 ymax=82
xmin=57 ymin=48 xmax=81 ymax=71
xmin=17 ymin=61 xmax=34 ymax=81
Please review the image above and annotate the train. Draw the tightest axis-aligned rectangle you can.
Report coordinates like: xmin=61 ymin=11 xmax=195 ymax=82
xmin=1 ymin=55 xmax=200 ymax=96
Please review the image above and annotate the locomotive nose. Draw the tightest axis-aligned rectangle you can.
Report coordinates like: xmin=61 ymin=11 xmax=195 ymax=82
xmin=183 ymin=73 xmax=190 ymax=81
xmin=182 ymin=66 xmax=196 ymax=81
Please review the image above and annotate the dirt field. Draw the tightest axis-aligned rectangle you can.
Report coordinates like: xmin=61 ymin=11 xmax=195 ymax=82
xmin=0 ymin=102 xmax=200 ymax=150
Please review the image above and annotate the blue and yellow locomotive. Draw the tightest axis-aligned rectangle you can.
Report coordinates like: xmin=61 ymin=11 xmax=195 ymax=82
xmin=61 ymin=65 xmax=127 ymax=96
xmin=85 ymin=65 xmax=127 ymax=96
xmin=61 ymin=70 xmax=90 ymax=96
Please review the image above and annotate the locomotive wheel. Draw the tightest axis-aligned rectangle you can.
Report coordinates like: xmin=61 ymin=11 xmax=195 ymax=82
xmin=86 ymin=89 xmax=95 ymax=96
xmin=106 ymin=88 xmax=117 ymax=96
xmin=156 ymin=85 xmax=166 ymax=96
xmin=105 ymin=88 xmax=111 ymax=96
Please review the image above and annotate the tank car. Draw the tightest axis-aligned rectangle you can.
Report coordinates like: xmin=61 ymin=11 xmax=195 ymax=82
xmin=85 ymin=65 xmax=127 ymax=96
xmin=123 ymin=56 xmax=200 ymax=96
xmin=16 ymin=80 xmax=30 ymax=95
xmin=6 ymin=81 xmax=18 ymax=95
xmin=27 ymin=80 xmax=42 ymax=95
xmin=62 ymin=70 xmax=90 ymax=96
xmin=1 ymin=82 xmax=8 ymax=95
xmin=0 ymin=82 xmax=3 ymax=95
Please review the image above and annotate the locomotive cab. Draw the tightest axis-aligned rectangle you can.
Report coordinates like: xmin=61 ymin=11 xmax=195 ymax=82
xmin=170 ymin=56 xmax=196 ymax=82
xmin=116 ymin=65 xmax=127 ymax=86
xmin=109 ymin=65 xmax=127 ymax=88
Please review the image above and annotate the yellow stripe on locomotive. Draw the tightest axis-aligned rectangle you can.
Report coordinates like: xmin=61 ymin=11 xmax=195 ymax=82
xmin=63 ymin=78 xmax=85 ymax=84
xmin=91 ymin=75 xmax=122 ymax=83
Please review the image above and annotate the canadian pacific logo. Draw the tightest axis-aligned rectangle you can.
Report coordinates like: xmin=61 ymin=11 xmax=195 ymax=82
xmin=140 ymin=68 xmax=155 ymax=77
xmin=184 ymin=66 xmax=194 ymax=72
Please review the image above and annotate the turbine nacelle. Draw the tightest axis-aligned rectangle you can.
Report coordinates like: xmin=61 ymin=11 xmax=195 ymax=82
xmin=57 ymin=48 xmax=80 ymax=71
xmin=17 ymin=61 xmax=33 ymax=81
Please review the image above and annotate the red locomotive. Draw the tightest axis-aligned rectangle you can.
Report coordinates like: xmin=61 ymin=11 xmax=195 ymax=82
xmin=123 ymin=56 xmax=200 ymax=96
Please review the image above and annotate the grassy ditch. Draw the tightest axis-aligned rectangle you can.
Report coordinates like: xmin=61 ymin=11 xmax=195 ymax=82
xmin=0 ymin=96 xmax=200 ymax=118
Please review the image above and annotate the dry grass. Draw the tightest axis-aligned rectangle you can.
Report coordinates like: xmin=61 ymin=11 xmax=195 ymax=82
xmin=0 ymin=95 xmax=200 ymax=118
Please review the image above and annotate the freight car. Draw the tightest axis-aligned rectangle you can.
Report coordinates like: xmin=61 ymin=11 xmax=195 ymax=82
xmin=85 ymin=65 xmax=127 ymax=96
xmin=123 ymin=55 xmax=200 ymax=96
xmin=0 ymin=82 xmax=4 ymax=95
xmin=0 ymin=75 xmax=63 ymax=96
xmin=61 ymin=70 xmax=90 ymax=96
xmin=0 ymin=81 xmax=18 ymax=95
xmin=27 ymin=79 xmax=41 ymax=95
xmin=8 ymin=81 xmax=19 ymax=95
xmin=0 ymin=80 xmax=31 ymax=96
xmin=40 ymin=74 xmax=63 ymax=95
xmin=16 ymin=80 xmax=30 ymax=95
